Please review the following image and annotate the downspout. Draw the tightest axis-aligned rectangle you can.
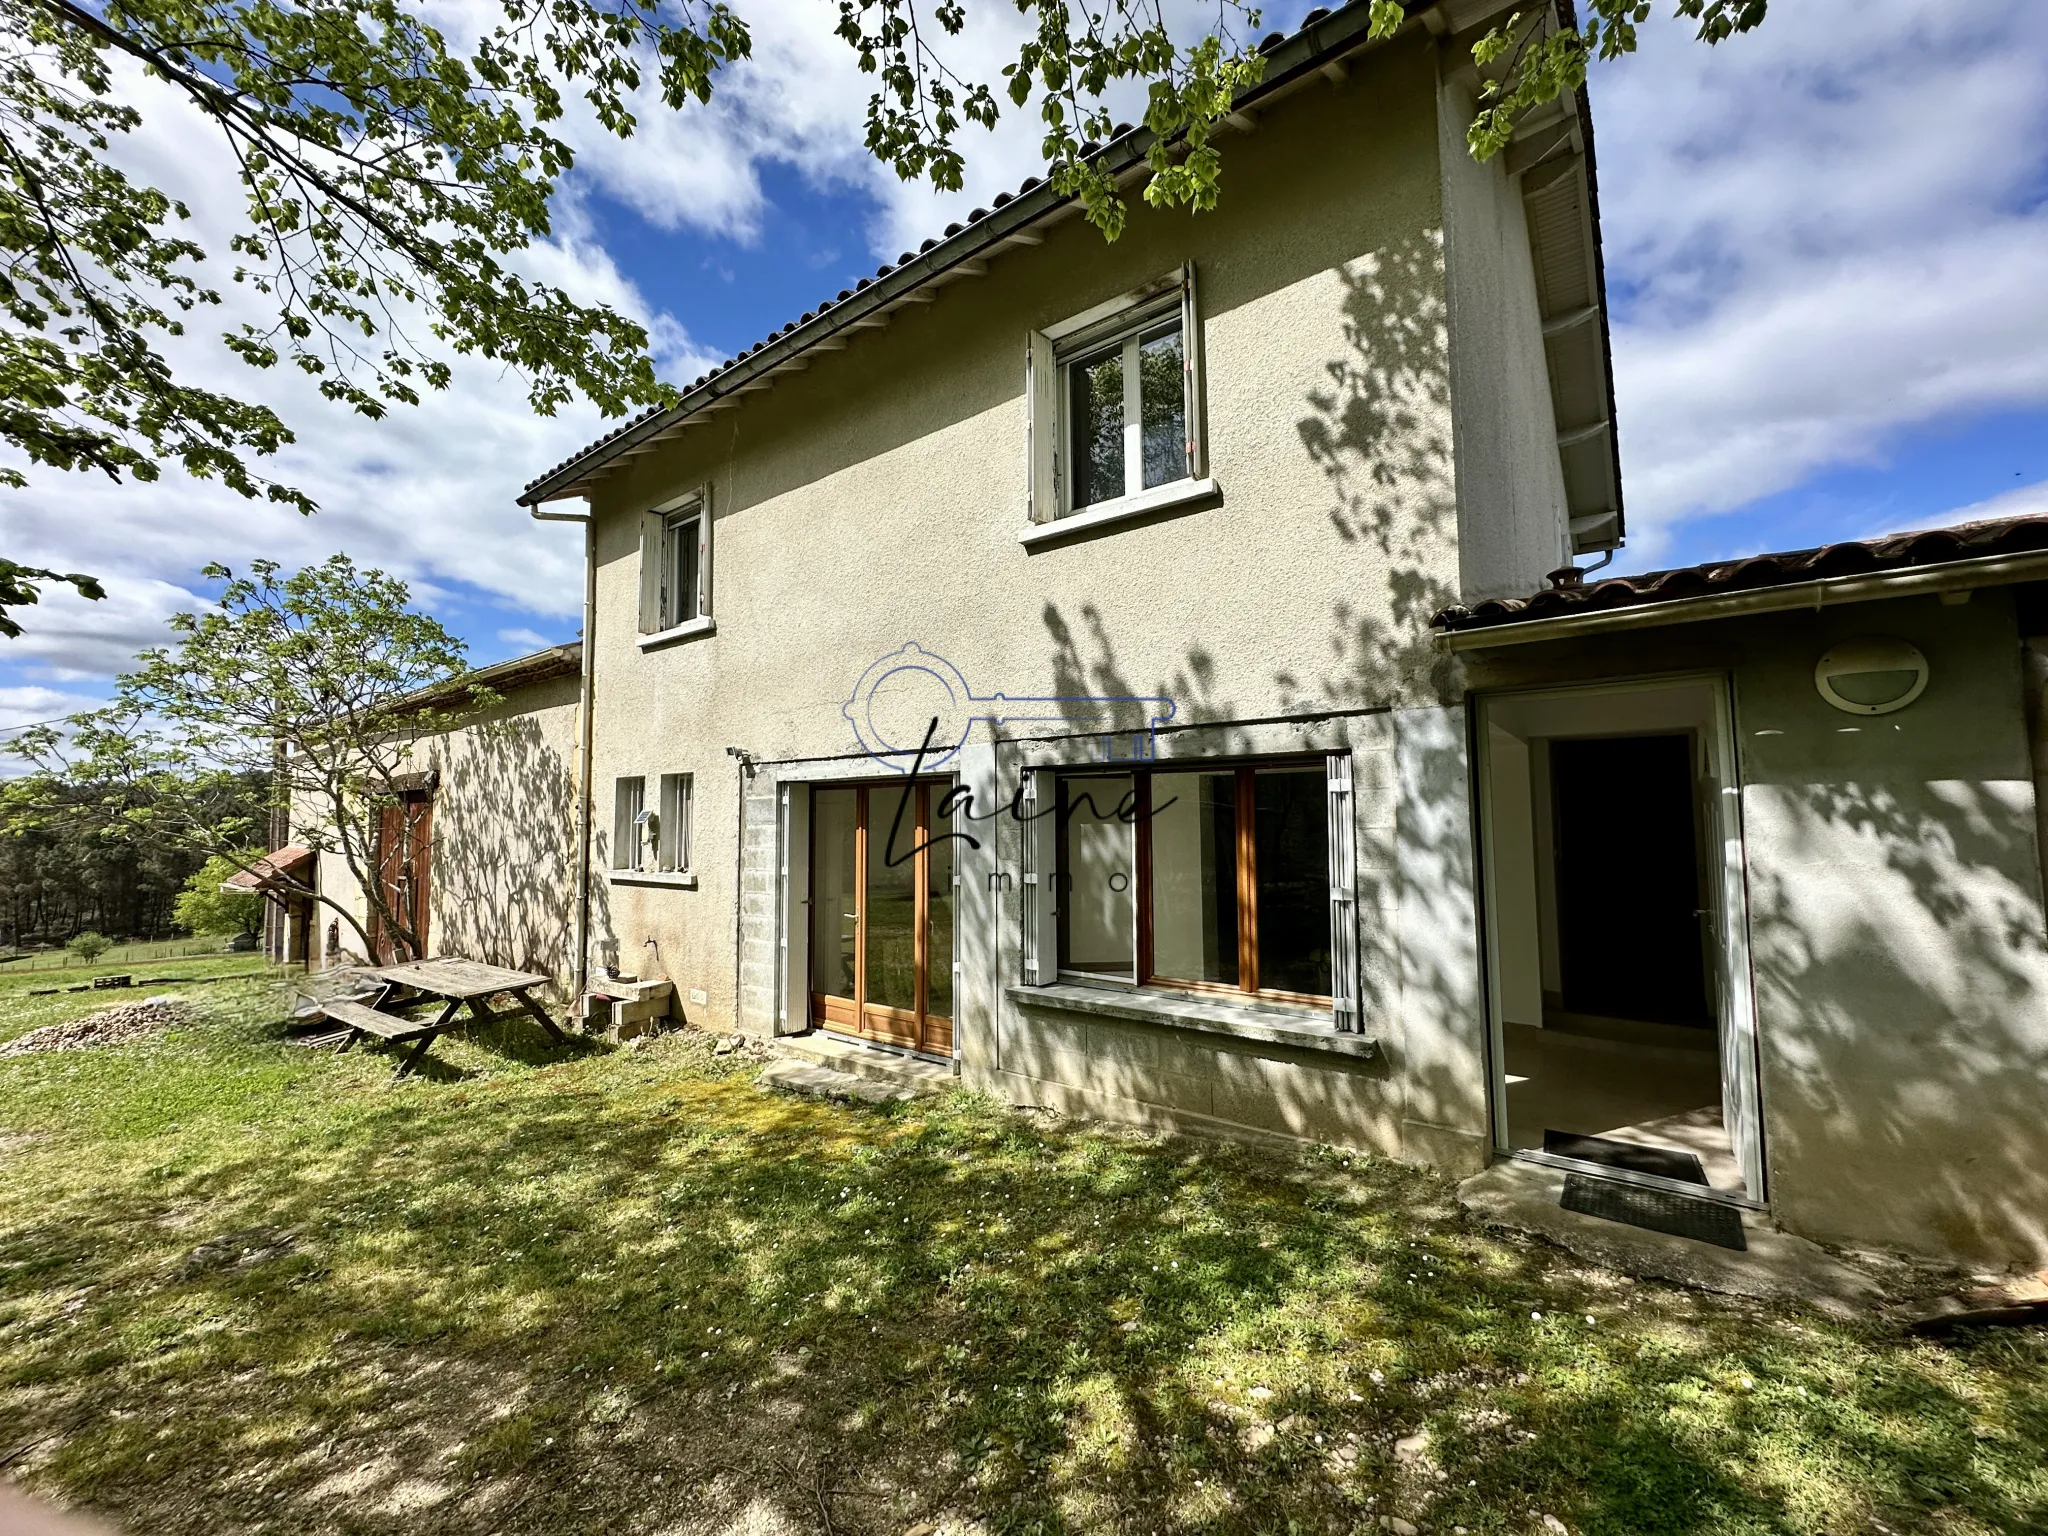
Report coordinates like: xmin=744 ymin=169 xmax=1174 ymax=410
xmin=531 ymin=501 xmax=597 ymax=1004
xmin=725 ymin=745 xmax=758 ymax=1031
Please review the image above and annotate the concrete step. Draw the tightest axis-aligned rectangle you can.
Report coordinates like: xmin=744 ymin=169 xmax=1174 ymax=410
xmin=771 ymin=1031 xmax=957 ymax=1094
xmin=758 ymin=1059 xmax=921 ymax=1106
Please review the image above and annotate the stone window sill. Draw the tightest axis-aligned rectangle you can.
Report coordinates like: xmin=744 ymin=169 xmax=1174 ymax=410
xmin=1005 ymin=981 xmax=1377 ymax=1060
xmin=1017 ymin=477 xmax=1220 ymax=548
xmin=637 ymin=615 xmax=716 ymax=651
xmin=608 ymin=870 xmax=698 ymax=889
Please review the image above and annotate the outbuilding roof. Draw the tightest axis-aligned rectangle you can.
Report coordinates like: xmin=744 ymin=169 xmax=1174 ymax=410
xmin=225 ymin=846 xmax=313 ymax=892
xmin=1433 ymin=514 xmax=2048 ymax=648
xmin=516 ymin=0 xmax=1622 ymax=550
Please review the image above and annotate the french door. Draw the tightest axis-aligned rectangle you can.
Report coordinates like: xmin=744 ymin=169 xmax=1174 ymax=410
xmin=809 ymin=781 xmax=955 ymax=1056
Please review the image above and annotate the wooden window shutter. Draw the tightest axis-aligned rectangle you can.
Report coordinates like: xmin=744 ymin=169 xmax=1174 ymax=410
xmin=1019 ymin=768 xmax=1057 ymax=984
xmin=694 ymin=486 xmax=713 ymax=619
xmin=1325 ymin=752 xmax=1359 ymax=1031
xmin=1025 ymin=330 xmax=1060 ymax=522
xmin=637 ymin=511 xmax=664 ymax=633
xmin=1180 ymin=262 xmax=1205 ymax=480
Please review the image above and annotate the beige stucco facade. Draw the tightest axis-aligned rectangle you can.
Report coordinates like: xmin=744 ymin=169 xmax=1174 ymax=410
xmin=342 ymin=6 xmax=2048 ymax=1272
xmin=557 ymin=32 xmax=1556 ymax=1180
xmin=1462 ymin=591 xmax=2048 ymax=1265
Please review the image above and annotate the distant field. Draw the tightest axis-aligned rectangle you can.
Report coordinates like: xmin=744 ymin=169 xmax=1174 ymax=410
xmin=0 ymin=937 xmax=249 ymax=973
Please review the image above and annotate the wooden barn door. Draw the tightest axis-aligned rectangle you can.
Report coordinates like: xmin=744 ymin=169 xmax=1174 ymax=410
xmin=372 ymin=792 xmax=433 ymax=963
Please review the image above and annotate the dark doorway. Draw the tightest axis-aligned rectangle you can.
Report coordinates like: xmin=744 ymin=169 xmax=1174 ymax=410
xmin=1552 ymin=734 xmax=1710 ymax=1027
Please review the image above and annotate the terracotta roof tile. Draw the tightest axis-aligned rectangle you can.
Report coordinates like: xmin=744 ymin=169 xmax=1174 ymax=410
xmin=1433 ymin=515 xmax=2048 ymax=634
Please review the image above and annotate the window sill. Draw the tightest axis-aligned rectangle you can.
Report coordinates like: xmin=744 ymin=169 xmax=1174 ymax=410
xmin=1017 ymin=477 xmax=1220 ymax=548
xmin=1005 ymin=980 xmax=1376 ymax=1060
xmin=608 ymin=870 xmax=698 ymax=889
xmin=637 ymin=616 xmax=716 ymax=651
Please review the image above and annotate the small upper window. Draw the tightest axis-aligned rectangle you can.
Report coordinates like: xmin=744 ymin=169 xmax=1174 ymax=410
xmin=662 ymin=509 xmax=701 ymax=628
xmin=1027 ymin=267 xmax=1203 ymax=523
xmin=638 ymin=488 xmax=712 ymax=636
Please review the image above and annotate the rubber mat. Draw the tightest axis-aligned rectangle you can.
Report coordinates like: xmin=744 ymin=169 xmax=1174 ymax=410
xmin=1560 ymin=1172 xmax=1748 ymax=1250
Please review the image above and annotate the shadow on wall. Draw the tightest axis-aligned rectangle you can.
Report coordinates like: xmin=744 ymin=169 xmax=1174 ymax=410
xmin=1747 ymin=773 xmax=2048 ymax=1264
xmin=1038 ymin=233 xmax=1463 ymax=743
xmin=1035 ymin=233 xmax=1483 ymax=1151
xmin=425 ymin=715 xmax=579 ymax=995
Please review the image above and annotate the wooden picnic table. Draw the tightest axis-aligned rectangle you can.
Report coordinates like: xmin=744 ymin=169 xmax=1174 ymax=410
xmin=324 ymin=957 xmax=572 ymax=1079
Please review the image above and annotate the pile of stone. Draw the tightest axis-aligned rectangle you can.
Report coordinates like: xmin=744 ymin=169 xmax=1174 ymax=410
xmin=0 ymin=995 xmax=191 ymax=1057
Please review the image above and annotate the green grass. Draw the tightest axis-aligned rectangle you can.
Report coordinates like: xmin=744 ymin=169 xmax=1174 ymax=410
xmin=0 ymin=964 xmax=2043 ymax=1536
xmin=0 ymin=937 xmax=240 ymax=973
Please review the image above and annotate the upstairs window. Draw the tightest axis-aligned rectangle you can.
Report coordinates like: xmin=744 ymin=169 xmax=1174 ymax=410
xmin=638 ymin=488 xmax=712 ymax=637
xmin=1027 ymin=266 xmax=1205 ymax=524
xmin=1067 ymin=313 xmax=1187 ymax=511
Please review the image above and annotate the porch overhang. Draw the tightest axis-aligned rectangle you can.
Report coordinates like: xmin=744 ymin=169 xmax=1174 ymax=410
xmin=1435 ymin=516 xmax=2048 ymax=650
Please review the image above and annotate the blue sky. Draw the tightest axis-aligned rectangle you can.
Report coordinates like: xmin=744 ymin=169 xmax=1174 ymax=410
xmin=2 ymin=0 xmax=2046 ymax=735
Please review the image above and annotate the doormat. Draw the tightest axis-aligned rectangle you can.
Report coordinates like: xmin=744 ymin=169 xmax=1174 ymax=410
xmin=1560 ymin=1173 xmax=1748 ymax=1250
xmin=1545 ymin=1129 xmax=1709 ymax=1185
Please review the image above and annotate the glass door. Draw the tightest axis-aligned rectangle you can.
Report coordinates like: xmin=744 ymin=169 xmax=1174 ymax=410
xmin=807 ymin=780 xmax=954 ymax=1056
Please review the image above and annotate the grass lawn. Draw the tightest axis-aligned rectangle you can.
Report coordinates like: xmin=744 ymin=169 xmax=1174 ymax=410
xmin=0 ymin=963 xmax=2044 ymax=1536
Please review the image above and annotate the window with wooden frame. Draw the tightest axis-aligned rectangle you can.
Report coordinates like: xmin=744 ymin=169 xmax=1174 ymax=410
xmin=1026 ymin=266 xmax=1205 ymax=524
xmin=1030 ymin=755 xmax=1360 ymax=1024
xmin=637 ymin=487 xmax=712 ymax=636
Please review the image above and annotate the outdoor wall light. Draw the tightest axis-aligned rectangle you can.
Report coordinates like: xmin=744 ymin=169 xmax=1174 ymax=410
xmin=1814 ymin=637 xmax=1930 ymax=716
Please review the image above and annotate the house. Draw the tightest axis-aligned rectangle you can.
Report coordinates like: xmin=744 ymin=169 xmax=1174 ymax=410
xmin=322 ymin=0 xmax=2045 ymax=1269
xmin=516 ymin=7 xmax=1625 ymax=1188
xmin=300 ymin=642 xmax=583 ymax=990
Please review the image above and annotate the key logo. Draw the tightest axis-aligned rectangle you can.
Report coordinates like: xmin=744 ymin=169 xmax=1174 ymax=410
xmin=843 ymin=642 xmax=1177 ymax=772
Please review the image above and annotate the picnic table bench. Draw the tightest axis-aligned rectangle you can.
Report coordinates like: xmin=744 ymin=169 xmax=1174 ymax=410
xmin=322 ymin=957 xmax=573 ymax=1078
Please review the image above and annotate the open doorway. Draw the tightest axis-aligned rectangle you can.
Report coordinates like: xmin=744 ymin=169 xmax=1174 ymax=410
xmin=1477 ymin=676 xmax=1763 ymax=1201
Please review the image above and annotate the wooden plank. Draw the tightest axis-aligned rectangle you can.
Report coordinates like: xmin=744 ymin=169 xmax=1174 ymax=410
xmin=367 ymin=957 xmax=551 ymax=999
xmin=320 ymin=999 xmax=436 ymax=1041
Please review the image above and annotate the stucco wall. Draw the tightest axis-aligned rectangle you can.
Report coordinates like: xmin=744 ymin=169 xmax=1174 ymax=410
xmin=1734 ymin=596 xmax=2048 ymax=1265
xmin=1435 ymin=75 xmax=1571 ymax=603
xmin=1462 ymin=592 xmax=2048 ymax=1265
xmin=414 ymin=676 xmax=581 ymax=993
xmin=577 ymin=34 xmax=1535 ymax=1055
xmin=299 ymin=677 xmax=581 ymax=992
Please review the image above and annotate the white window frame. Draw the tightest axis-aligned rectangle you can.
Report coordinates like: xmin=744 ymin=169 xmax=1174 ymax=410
xmin=637 ymin=487 xmax=715 ymax=646
xmin=1022 ymin=264 xmax=1215 ymax=543
xmin=612 ymin=775 xmax=647 ymax=871
xmin=657 ymin=772 xmax=693 ymax=874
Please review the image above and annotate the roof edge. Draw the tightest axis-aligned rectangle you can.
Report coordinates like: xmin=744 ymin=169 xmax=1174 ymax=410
xmin=516 ymin=0 xmax=1439 ymax=508
xmin=1438 ymin=542 xmax=2048 ymax=651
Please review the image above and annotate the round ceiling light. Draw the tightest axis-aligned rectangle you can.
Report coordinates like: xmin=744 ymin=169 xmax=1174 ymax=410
xmin=1814 ymin=637 xmax=1929 ymax=716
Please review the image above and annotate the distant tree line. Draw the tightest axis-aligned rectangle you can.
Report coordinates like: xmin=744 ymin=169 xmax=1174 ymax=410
xmin=0 ymin=769 xmax=268 ymax=949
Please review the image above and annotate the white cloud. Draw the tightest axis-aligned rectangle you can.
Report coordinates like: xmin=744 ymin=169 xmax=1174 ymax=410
xmin=1593 ymin=0 xmax=2048 ymax=559
xmin=2 ymin=576 xmax=211 ymax=683
xmin=0 ymin=54 xmax=719 ymax=682
xmin=1900 ymin=476 xmax=2048 ymax=538
xmin=497 ymin=627 xmax=556 ymax=653
xmin=0 ymin=683 xmax=105 ymax=734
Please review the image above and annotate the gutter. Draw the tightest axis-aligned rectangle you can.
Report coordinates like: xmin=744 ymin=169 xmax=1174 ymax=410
xmin=514 ymin=0 xmax=1437 ymax=508
xmin=1436 ymin=548 xmax=2048 ymax=651
xmin=530 ymin=502 xmax=598 ymax=1003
